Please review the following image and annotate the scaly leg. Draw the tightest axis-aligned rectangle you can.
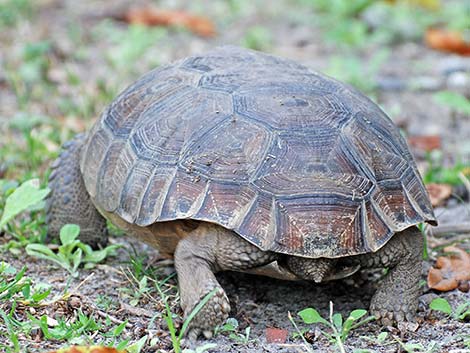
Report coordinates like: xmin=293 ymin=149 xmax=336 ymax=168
xmin=46 ymin=133 xmax=108 ymax=248
xmin=348 ymin=227 xmax=423 ymax=326
xmin=174 ymin=223 xmax=277 ymax=338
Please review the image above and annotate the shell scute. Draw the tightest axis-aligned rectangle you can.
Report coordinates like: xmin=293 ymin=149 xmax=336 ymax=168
xmin=83 ymin=46 xmax=436 ymax=258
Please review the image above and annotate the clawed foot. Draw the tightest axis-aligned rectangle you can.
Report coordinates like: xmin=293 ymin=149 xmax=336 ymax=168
xmin=184 ymin=281 xmax=231 ymax=340
xmin=370 ymin=300 xmax=416 ymax=327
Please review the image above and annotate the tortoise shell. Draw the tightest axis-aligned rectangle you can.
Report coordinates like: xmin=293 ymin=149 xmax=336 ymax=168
xmin=80 ymin=46 xmax=436 ymax=258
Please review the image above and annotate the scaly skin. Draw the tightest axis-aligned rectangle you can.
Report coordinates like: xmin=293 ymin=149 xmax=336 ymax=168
xmin=174 ymin=223 xmax=277 ymax=339
xmin=46 ymin=134 xmax=108 ymax=248
xmin=342 ymin=226 xmax=424 ymax=326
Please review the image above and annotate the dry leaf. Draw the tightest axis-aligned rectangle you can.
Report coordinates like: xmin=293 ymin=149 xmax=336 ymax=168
xmin=46 ymin=347 xmax=125 ymax=353
xmin=426 ymin=183 xmax=452 ymax=207
xmin=408 ymin=135 xmax=441 ymax=152
xmin=425 ymin=28 xmax=470 ymax=56
xmin=121 ymin=7 xmax=216 ymax=37
xmin=427 ymin=246 xmax=470 ymax=291
xmin=265 ymin=327 xmax=288 ymax=344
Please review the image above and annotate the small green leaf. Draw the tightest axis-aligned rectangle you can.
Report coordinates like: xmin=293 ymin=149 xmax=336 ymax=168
xmin=298 ymin=308 xmax=328 ymax=325
xmin=430 ymin=298 xmax=452 ymax=315
xmin=126 ymin=335 xmax=148 ymax=353
xmin=377 ymin=331 xmax=388 ymax=342
xmin=31 ymin=288 xmax=51 ymax=303
xmin=71 ymin=248 xmax=83 ymax=275
xmin=434 ymin=91 xmax=470 ymax=115
xmin=59 ymin=224 xmax=80 ymax=245
xmin=113 ymin=320 xmax=128 ymax=336
xmin=349 ymin=309 xmax=367 ymax=320
xmin=0 ymin=179 xmax=50 ymax=228
xmin=332 ymin=312 xmax=343 ymax=330
xmin=25 ymin=243 xmax=57 ymax=259
xmin=455 ymin=302 xmax=470 ymax=321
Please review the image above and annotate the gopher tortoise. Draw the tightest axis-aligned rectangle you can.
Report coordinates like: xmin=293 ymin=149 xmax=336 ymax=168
xmin=46 ymin=46 xmax=436 ymax=338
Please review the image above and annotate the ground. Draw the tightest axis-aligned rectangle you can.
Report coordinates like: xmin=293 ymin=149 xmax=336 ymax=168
xmin=0 ymin=0 xmax=469 ymax=352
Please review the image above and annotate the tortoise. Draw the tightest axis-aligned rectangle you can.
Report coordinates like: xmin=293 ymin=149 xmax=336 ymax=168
xmin=46 ymin=46 xmax=436 ymax=338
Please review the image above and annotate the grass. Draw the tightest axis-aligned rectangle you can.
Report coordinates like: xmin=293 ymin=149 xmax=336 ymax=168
xmin=0 ymin=251 xmax=134 ymax=351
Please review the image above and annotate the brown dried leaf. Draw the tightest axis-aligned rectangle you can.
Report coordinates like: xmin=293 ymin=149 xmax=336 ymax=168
xmin=425 ymin=28 xmax=470 ymax=56
xmin=426 ymin=183 xmax=452 ymax=207
xmin=427 ymin=246 xmax=470 ymax=291
xmin=408 ymin=135 xmax=441 ymax=152
xmin=122 ymin=7 xmax=216 ymax=37
xmin=265 ymin=327 xmax=288 ymax=344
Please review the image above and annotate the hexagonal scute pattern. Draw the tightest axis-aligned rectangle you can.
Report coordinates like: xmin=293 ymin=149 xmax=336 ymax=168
xmin=83 ymin=46 xmax=436 ymax=258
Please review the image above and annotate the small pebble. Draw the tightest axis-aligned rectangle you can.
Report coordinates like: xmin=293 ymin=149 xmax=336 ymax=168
xmin=446 ymin=71 xmax=470 ymax=90
xmin=458 ymin=280 xmax=469 ymax=293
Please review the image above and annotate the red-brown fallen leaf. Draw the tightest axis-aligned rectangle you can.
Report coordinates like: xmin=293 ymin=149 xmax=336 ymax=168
xmin=428 ymin=246 xmax=470 ymax=291
xmin=426 ymin=183 xmax=453 ymax=207
xmin=425 ymin=28 xmax=470 ymax=56
xmin=265 ymin=327 xmax=288 ymax=344
xmin=45 ymin=347 xmax=125 ymax=353
xmin=120 ymin=7 xmax=216 ymax=37
xmin=408 ymin=135 xmax=441 ymax=152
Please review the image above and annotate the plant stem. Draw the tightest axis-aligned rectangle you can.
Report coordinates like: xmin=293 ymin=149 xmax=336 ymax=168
xmin=329 ymin=302 xmax=346 ymax=353
xmin=287 ymin=311 xmax=314 ymax=353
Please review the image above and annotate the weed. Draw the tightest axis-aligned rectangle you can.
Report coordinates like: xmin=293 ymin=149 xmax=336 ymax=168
xmin=121 ymin=267 xmax=217 ymax=351
xmin=241 ymin=26 xmax=272 ymax=51
xmin=423 ymin=151 xmax=470 ymax=186
xmin=215 ymin=318 xmax=253 ymax=344
xmin=93 ymin=21 xmax=166 ymax=74
xmin=356 ymin=331 xmax=394 ymax=352
xmin=95 ymin=294 xmax=118 ymax=311
xmin=326 ymin=49 xmax=389 ymax=97
xmin=5 ymin=41 xmax=53 ymax=108
xmin=125 ymin=335 xmax=148 ymax=353
xmin=0 ymin=178 xmax=49 ymax=230
xmin=0 ymin=0 xmax=33 ymax=27
xmin=433 ymin=91 xmax=470 ymax=116
xmin=299 ymin=0 xmax=468 ymax=49
xmin=430 ymin=297 xmax=470 ymax=321
xmin=291 ymin=302 xmax=375 ymax=353
xmin=0 ymin=263 xmax=50 ymax=352
xmin=25 ymin=224 xmax=120 ymax=277
xmin=126 ymin=249 xmax=157 ymax=281
xmin=0 ymin=262 xmax=51 ymax=305
xmin=394 ymin=337 xmax=440 ymax=353
xmin=299 ymin=0 xmax=374 ymax=48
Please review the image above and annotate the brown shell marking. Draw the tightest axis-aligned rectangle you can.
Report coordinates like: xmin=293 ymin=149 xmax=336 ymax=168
xmin=82 ymin=46 xmax=436 ymax=258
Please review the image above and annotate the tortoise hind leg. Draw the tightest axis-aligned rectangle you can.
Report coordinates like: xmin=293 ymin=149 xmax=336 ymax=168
xmin=46 ymin=133 xmax=108 ymax=248
xmin=353 ymin=227 xmax=423 ymax=326
xmin=174 ymin=223 xmax=277 ymax=339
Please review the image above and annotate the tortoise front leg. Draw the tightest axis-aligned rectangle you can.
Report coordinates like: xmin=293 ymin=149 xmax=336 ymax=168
xmin=352 ymin=227 xmax=423 ymax=325
xmin=174 ymin=223 xmax=277 ymax=338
